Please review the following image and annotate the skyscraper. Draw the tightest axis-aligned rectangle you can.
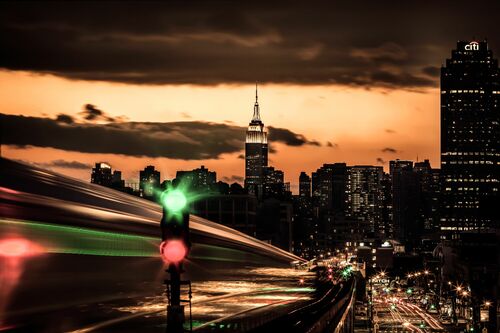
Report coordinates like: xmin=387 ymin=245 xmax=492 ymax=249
xmin=91 ymin=162 xmax=113 ymax=187
xmin=176 ymin=165 xmax=216 ymax=191
xmin=440 ymin=40 xmax=499 ymax=235
xmin=390 ymin=159 xmax=421 ymax=247
xmin=346 ymin=165 xmax=384 ymax=237
xmin=244 ymin=84 xmax=268 ymax=197
xmin=299 ymin=172 xmax=311 ymax=198
xmin=140 ymin=165 xmax=160 ymax=199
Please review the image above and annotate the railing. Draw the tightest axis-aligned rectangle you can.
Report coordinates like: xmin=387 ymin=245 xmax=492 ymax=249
xmin=307 ymin=278 xmax=357 ymax=333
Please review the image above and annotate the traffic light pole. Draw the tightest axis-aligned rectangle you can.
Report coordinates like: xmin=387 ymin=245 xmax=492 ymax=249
xmin=166 ymin=263 xmax=185 ymax=333
xmin=160 ymin=187 xmax=192 ymax=333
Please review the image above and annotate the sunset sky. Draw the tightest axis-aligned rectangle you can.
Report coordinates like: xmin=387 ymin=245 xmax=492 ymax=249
xmin=1 ymin=1 xmax=499 ymax=192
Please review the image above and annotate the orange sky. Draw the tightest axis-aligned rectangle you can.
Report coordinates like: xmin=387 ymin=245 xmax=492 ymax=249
xmin=0 ymin=70 xmax=440 ymax=192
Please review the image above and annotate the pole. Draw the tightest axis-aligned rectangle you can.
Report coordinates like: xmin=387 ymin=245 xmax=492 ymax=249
xmin=166 ymin=263 xmax=185 ymax=333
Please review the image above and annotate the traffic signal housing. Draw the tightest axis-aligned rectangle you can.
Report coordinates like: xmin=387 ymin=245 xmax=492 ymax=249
xmin=160 ymin=188 xmax=191 ymax=265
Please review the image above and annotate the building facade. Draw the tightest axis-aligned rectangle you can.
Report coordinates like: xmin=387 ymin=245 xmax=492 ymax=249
xmin=440 ymin=40 xmax=499 ymax=235
xmin=91 ymin=162 xmax=113 ymax=187
xmin=346 ymin=165 xmax=384 ymax=237
xmin=139 ymin=165 xmax=161 ymax=198
xmin=299 ymin=171 xmax=311 ymax=198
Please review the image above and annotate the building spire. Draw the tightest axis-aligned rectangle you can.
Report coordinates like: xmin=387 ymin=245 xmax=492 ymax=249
xmin=252 ymin=82 xmax=261 ymax=121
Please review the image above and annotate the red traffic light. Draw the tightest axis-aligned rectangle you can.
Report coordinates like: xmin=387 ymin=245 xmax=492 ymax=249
xmin=160 ymin=240 xmax=187 ymax=264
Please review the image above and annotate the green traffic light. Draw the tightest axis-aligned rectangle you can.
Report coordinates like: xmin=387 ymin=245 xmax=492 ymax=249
xmin=162 ymin=189 xmax=187 ymax=212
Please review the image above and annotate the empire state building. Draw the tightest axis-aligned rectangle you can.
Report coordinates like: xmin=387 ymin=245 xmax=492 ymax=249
xmin=245 ymin=84 xmax=268 ymax=196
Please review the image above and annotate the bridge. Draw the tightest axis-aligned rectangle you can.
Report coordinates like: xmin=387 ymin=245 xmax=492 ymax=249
xmin=0 ymin=158 xmax=356 ymax=332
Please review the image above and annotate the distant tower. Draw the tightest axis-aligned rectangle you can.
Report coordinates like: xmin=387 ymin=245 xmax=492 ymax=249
xmin=299 ymin=172 xmax=311 ymax=198
xmin=244 ymin=83 xmax=268 ymax=196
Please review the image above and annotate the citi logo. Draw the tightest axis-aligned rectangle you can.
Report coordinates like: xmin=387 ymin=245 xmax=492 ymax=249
xmin=465 ymin=41 xmax=479 ymax=51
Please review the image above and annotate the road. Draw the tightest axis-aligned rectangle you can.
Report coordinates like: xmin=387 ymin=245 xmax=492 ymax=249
xmin=372 ymin=289 xmax=445 ymax=332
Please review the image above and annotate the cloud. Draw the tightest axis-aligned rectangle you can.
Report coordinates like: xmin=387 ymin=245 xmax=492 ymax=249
xmin=56 ymin=114 xmax=74 ymax=124
xmin=40 ymin=159 xmax=92 ymax=170
xmin=1 ymin=2 xmax=498 ymax=88
xmin=385 ymin=129 xmax=396 ymax=134
xmin=222 ymin=175 xmax=244 ymax=183
xmin=237 ymin=154 xmax=245 ymax=159
xmin=381 ymin=147 xmax=398 ymax=153
xmin=421 ymin=66 xmax=440 ymax=77
xmin=268 ymin=126 xmax=320 ymax=146
xmin=376 ymin=157 xmax=386 ymax=165
xmin=326 ymin=141 xmax=338 ymax=148
xmin=1 ymin=113 xmax=317 ymax=160
xmin=80 ymin=104 xmax=116 ymax=122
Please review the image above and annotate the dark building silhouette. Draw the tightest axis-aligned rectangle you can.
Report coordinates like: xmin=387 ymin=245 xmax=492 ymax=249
xmin=390 ymin=159 xmax=422 ymax=248
xmin=440 ymin=40 xmax=499 ymax=234
xmin=192 ymin=193 xmax=258 ymax=237
xmin=111 ymin=170 xmax=125 ymax=189
xmin=299 ymin=172 xmax=311 ymax=198
xmin=91 ymin=162 xmax=113 ymax=187
xmin=414 ymin=159 xmax=440 ymax=235
xmin=244 ymin=84 xmax=268 ymax=197
xmin=312 ymin=163 xmax=347 ymax=214
xmin=257 ymin=198 xmax=293 ymax=252
xmin=176 ymin=165 xmax=216 ymax=191
xmin=380 ymin=172 xmax=393 ymax=238
xmin=139 ymin=165 xmax=160 ymax=199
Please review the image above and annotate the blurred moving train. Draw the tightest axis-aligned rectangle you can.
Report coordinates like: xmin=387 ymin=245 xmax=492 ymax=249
xmin=0 ymin=158 xmax=303 ymax=331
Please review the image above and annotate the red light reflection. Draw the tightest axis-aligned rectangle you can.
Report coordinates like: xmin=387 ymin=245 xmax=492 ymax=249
xmin=0 ymin=237 xmax=44 ymax=327
xmin=0 ymin=238 xmax=43 ymax=258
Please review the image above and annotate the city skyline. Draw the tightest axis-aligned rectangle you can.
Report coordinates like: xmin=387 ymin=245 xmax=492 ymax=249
xmin=1 ymin=2 xmax=498 ymax=332
xmin=2 ymin=2 xmax=499 ymax=191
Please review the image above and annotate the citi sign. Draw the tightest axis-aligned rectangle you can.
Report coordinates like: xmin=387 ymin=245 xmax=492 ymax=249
xmin=465 ymin=41 xmax=479 ymax=51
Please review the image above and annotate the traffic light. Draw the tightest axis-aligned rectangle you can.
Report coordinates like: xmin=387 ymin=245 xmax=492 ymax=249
xmin=160 ymin=187 xmax=191 ymax=265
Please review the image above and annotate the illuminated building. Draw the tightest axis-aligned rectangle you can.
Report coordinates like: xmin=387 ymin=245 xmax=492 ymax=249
xmin=176 ymin=165 xmax=216 ymax=191
xmin=244 ymin=84 xmax=268 ymax=197
xmin=440 ymin=40 xmax=499 ymax=234
xmin=139 ymin=165 xmax=160 ymax=198
xmin=91 ymin=162 xmax=113 ymax=187
xmin=312 ymin=163 xmax=347 ymax=214
xmin=346 ymin=165 xmax=384 ymax=237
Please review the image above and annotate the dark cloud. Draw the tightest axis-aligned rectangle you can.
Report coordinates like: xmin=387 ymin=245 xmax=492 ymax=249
xmin=1 ymin=113 xmax=317 ymax=159
xmin=81 ymin=104 xmax=115 ymax=122
xmin=237 ymin=154 xmax=245 ymax=159
xmin=421 ymin=66 xmax=440 ymax=77
xmin=1 ymin=1 xmax=498 ymax=88
xmin=56 ymin=114 xmax=74 ymax=124
xmin=385 ymin=129 xmax=396 ymax=134
xmin=268 ymin=126 xmax=320 ymax=146
xmin=222 ymin=175 xmax=244 ymax=183
xmin=382 ymin=147 xmax=398 ymax=153
xmin=326 ymin=141 xmax=338 ymax=148
xmin=376 ymin=157 xmax=386 ymax=165
xmin=40 ymin=159 xmax=92 ymax=170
